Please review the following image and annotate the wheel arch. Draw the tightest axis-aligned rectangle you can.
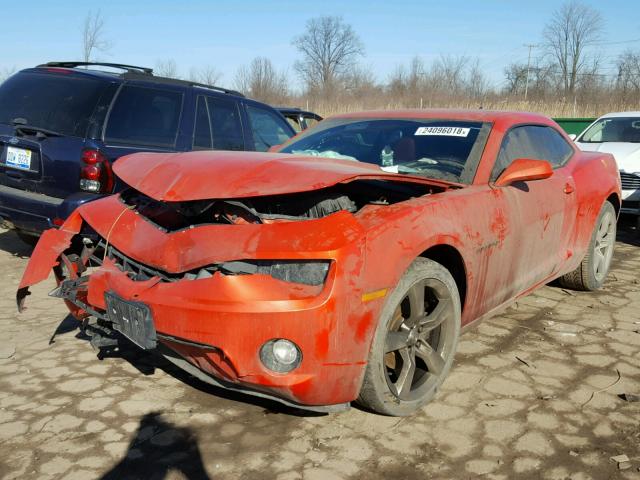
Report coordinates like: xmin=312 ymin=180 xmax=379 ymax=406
xmin=418 ymin=244 xmax=468 ymax=314
xmin=606 ymin=192 xmax=620 ymax=217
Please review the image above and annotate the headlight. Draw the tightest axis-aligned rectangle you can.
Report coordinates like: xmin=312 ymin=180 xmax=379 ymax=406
xmin=220 ymin=260 xmax=330 ymax=286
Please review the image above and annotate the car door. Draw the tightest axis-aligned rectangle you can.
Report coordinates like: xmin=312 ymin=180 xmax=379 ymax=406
xmin=100 ymin=82 xmax=189 ymax=190
xmin=488 ymin=125 xmax=576 ymax=303
xmin=202 ymin=95 xmax=246 ymax=151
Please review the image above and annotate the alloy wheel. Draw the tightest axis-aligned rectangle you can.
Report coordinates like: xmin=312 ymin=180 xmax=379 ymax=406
xmin=383 ymin=278 xmax=456 ymax=401
xmin=593 ymin=209 xmax=616 ymax=282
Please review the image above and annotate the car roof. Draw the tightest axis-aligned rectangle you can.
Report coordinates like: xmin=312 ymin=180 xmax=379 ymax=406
xmin=596 ymin=111 xmax=640 ymax=119
xmin=329 ymin=109 xmax=555 ymax=126
xmin=24 ymin=63 xmax=245 ymax=98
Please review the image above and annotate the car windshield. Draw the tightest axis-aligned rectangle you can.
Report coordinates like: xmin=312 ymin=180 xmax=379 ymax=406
xmin=279 ymin=118 xmax=490 ymax=183
xmin=0 ymin=71 xmax=109 ymax=138
xmin=579 ymin=117 xmax=640 ymax=143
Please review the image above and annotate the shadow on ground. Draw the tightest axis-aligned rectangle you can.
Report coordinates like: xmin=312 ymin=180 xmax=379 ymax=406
xmin=617 ymin=215 xmax=640 ymax=247
xmin=48 ymin=314 xmax=81 ymax=345
xmin=100 ymin=411 xmax=211 ymax=480
xmin=72 ymin=324 xmax=326 ymax=417
xmin=0 ymin=229 xmax=33 ymax=257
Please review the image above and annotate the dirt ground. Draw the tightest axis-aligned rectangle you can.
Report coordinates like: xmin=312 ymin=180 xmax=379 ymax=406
xmin=0 ymin=220 xmax=639 ymax=480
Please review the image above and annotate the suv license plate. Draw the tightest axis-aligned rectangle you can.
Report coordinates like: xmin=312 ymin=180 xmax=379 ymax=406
xmin=104 ymin=292 xmax=157 ymax=350
xmin=6 ymin=146 xmax=32 ymax=170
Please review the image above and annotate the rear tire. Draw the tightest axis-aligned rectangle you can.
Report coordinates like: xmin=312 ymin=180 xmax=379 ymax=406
xmin=558 ymin=201 xmax=616 ymax=291
xmin=357 ymin=258 xmax=461 ymax=416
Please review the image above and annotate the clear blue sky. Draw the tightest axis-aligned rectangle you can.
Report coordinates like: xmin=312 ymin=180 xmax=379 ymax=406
xmin=2 ymin=0 xmax=639 ymax=89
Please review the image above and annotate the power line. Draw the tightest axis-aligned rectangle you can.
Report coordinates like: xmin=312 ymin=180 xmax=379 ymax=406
xmin=592 ymin=37 xmax=640 ymax=46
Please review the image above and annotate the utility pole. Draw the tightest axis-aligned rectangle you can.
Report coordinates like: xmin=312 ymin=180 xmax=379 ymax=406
xmin=523 ymin=44 xmax=537 ymax=101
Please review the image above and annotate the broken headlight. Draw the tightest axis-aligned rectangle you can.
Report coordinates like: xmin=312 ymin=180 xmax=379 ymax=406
xmin=220 ymin=260 xmax=330 ymax=286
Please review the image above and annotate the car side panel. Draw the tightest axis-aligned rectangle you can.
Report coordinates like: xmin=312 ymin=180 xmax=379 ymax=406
xmin=358 ymin=186 xmax=553 ymax=326
xmin=557 ymin=150 xmax=621 ymax=275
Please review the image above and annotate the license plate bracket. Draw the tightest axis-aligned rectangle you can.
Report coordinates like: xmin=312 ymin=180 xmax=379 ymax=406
xmin=5 ymin=146 xmax=32 ymax=171
xmin=104 ymin=292 xmax=157 ymax=350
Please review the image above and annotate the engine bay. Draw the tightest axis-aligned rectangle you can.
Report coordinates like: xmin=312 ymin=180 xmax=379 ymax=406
xmin=120 ymin=179 xmax=440 ymax=232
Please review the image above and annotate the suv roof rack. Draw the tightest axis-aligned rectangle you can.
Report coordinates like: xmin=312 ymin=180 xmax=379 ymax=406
xmin=122 ymin=72 xmax=245 ymax=97
xmin=38 ymin=61 xmax=153 ymax=75
xmin=37 ymin=61 xmax=245 ymax=98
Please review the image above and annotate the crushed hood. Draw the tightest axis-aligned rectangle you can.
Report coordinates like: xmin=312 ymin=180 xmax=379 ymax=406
xmin=112 ymin=151 xmax=446 ymax=201
xmin=576 ymin=142 xmax=640 ymax=173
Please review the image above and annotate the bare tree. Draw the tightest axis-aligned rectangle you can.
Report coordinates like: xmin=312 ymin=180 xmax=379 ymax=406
xmin=466 ymin=59 xmax=489 ymax=99
xmin=292 ymin=16 xmax=364 ymax=94
xmin=614 ymin=50 xmax=640 ymax=100
xmin=189 ymin=65 xmax=222 ymax=85
xmin=504 ymin=63 xmax=528 ymax=95
xmin=543 ymin=0 xmax=604 ymax=94
xmin=234 ymin=57 xmax=289 ymax=104
xmin=504 ymin=60 xmax=559 ymax=99
xmin=155 ymin=59 xmax=179 ymax=78
xmin=388 ymin=56 xmax=426 ymax=97
xmin=342 ymin=64 xmax=380 ymax=101
xmin=82 ymin=10 xmax=111 ymax=62
xmin=431 ymin=55 xmax=470 ymax=95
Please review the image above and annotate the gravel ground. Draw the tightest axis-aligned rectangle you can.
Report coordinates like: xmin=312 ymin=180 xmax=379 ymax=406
xmin=0 ymin=221 xmax=639 ymax=480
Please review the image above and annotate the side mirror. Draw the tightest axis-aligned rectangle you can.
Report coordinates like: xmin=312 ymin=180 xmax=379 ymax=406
xmin=495 ymin=158 xmax=553 ymax=187
xmin=568 ymin=133 xmax=577 ymax=141
xmin=267 ymin=144 xmax=281 ymax=153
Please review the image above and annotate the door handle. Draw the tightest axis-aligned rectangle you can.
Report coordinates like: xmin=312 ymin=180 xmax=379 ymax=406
xmin=563 ymin=183 xmax=574 ymax=194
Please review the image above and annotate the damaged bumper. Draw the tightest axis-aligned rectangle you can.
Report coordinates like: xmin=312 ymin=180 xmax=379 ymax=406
xmin=17 ymin=197 xmax=382 ymax=411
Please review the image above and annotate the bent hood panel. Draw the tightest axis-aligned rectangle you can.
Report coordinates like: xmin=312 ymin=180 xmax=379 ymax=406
xmin=112 ymin=151 xmax=445 ymax=201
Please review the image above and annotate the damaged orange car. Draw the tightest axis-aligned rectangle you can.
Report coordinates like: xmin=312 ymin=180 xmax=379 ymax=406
xmin=17 ymin=110 xmax=621 ymax=416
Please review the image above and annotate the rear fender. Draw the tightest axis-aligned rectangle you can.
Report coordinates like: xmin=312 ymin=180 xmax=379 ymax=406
xmin=16 ymin=211 xmax=83 ymax=311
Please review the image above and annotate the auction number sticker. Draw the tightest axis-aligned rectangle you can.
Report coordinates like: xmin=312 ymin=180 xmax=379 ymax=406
xmin=415 ymin=126 xmax=470 ymax=137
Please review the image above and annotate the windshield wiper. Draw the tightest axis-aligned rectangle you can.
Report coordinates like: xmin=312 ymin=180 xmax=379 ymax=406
xmin=12 ymin=118 xmax=63 ymax=139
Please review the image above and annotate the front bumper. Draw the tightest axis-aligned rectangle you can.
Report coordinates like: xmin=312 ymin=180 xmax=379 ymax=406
xmin=17 ymin=201 xmax=385 ymax=410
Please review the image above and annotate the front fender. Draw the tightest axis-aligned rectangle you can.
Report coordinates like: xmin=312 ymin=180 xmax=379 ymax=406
xmin=16 ymin=210 xmax=83 ymax=311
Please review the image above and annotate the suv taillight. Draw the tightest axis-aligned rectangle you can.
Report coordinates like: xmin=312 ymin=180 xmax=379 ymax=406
xmin=80 ymin=149 xmax=114 ymax=193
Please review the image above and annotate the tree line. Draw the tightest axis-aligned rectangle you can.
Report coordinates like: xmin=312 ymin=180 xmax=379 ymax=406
xmin=2 ymin=1 xmax=639 ymax=116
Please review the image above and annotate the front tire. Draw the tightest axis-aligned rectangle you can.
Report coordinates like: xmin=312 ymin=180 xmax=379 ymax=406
xmin=559 ymin=201 xmax=616 ymax=291
xmin=357 ymin=258 xmax=461 ymax=416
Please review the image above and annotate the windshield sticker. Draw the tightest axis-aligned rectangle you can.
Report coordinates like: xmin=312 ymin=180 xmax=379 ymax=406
xmin=415 ymin=126 xmax=470 ymax=137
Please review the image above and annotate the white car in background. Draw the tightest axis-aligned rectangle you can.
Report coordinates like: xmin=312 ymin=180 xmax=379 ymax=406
xmin=574 ymin=112 xmax=640 ymax=216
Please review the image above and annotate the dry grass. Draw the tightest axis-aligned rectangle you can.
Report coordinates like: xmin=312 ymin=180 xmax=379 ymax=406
xmin=296 ymin=97 xmax=640 ymax=119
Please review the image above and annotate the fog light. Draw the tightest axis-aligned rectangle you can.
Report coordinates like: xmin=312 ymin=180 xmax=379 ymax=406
xmin=260 ymin=339 xmax=302 ymax=373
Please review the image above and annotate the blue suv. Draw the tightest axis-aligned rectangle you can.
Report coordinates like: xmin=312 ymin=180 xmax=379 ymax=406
xmin=0 ymin=62 xmax=295 ymax=243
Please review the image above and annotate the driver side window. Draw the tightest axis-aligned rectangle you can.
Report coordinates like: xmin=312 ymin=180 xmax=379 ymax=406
xmin=491 ymin=125 xmax=574 ymax=181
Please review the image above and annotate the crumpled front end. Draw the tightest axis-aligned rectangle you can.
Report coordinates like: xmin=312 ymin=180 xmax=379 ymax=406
xmin=17 ymin=210 xmax=83 ymax=312
xmin=16 ymin=189 xmax=391 ymax=410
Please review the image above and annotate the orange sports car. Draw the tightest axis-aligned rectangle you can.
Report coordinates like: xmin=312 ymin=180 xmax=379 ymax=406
xmin=18 ymin=110 xmax=621 ymax=415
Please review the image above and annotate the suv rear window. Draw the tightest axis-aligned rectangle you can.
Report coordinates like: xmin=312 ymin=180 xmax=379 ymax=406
xmin=0 ymin=71 xmax=109 ymax=138
xmin=105 ymin=85 xmax=183 ymax=148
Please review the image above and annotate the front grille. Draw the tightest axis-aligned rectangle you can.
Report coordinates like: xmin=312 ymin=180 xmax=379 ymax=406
xmin=93 ymin=240 xmax=182 ymax=282
xmin=620 ymin=172 xmax=640 ymax=190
